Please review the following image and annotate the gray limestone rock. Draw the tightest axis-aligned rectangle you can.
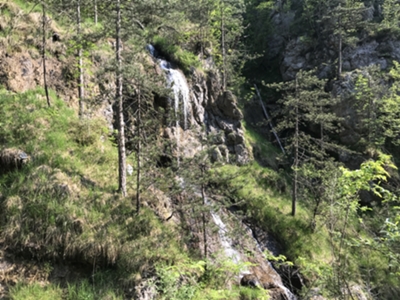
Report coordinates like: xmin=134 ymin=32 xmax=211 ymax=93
xmin=216 ymin=91 xmax=243 ymax=120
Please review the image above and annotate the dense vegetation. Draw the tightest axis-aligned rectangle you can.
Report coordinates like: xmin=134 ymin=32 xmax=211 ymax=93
xmin=1 ymin=0 xmax=400 ymax=299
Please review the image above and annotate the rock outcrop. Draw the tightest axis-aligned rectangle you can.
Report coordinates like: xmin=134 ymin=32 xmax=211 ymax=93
xmin=0 ymin=148 xmax=30 ymax=174
xmin=190 ymin=68 xmax=249 ymax=165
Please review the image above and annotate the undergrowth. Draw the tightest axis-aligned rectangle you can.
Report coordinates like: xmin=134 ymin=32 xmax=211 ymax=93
xmin=153 ymin=35 xmax=200 ymax=74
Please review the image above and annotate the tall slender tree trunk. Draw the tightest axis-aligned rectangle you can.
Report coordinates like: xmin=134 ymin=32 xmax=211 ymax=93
xmin=136 ymin=89 xmax=141 ymax=214
xmin=254 ymin=84 xmax=285 ymax=154
xmin=116 ymin=0 xmax=127 ymax=197
xmin=292 ymin=77 xmax=299 ymax=217
xmin=220 ymin=1 xmax=226 ymax=91
xmin=94 ymin=0 xmax=98 ymax=25
xmin=337 ymin=5 xmax=342 ymax=80
xmin=201 ymin=165 xmax=208 ymax=260
xmin=77 ymin=0 xmax=84 ymax=117
xmin=42 ymin=2 xmax=51 ymax=107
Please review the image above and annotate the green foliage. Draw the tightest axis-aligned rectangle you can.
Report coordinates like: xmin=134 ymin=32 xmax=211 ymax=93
xmin=209 ymin=163 xmax=330 ymax=261
xmin=153 ymin=35 xmax=200 ymax=73
xmin=381 ymin=0 xmax=400 ymax=36
xmin=155 ymin=258 xmax=252 ymax=300
xmin=155 ymin=260 xmax=205 ymax=299
xmin=9 ymin=283 xmax=62 ymax=300
xmin=238 ymin=286 xmax=268 ymax=300
xmin=66 ymin=278 xmax=122 ymax=300
xmin=243 ymin=124 xmax=281 ymax=170
xmin=67 ymin=280 xmax=95 ymax=300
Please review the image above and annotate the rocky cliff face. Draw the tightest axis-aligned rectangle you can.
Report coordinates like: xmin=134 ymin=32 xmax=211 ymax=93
xmin=191 ymin=68 xmax=249 ymax=165
xmin=148 ymin=48 xmax=250 ymax=165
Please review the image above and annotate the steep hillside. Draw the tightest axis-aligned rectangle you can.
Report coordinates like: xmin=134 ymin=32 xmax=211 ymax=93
xmin=1 ymin=1 xmax=400 ymax=300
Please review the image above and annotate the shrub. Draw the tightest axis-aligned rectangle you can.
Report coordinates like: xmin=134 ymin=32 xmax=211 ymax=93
xmin=153 ymin=36 xmax=200 ymax=74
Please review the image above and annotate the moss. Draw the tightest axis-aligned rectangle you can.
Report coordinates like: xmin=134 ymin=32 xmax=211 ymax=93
xmin=153 ymin=36 xmax=200 ymax=74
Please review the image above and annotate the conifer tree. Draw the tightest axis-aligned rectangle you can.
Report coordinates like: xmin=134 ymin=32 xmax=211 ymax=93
xmin=303 ymin=0 xmax=367 ymax=79
xmin=381 ymin=0 xmax=400 ymax=36
xmin=98 ymin=0 xmax=177 ymax=197
xmin=268 ymin=69 xmax=338 ymax=216
xmin=211 ymin=0 xmax=246 ymax=90
xmin=76 ymin=0 xmax=84 ymax=117
xmin=123 ymin=47 xmax=169 ymax=213
xmin=322 ymin=0 xmax=367 ymax=79
xmin=354 ymin=64 xmax=400 ymax=150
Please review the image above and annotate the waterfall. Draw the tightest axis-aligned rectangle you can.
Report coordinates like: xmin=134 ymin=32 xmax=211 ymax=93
xmin=209 ymin=199 xmax=297 ymax=300
xmin=147 ymin=45 xmax=191 ymax=166
xmin=147 ymin=45 xmax=190 ymax=130
xmin=210 ymin=210 xmax=242 ymax=265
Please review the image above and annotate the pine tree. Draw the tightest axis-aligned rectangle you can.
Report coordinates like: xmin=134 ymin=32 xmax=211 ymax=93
xmin=211 ymin=0 xmax=246 ymax=90
xmin=320 ymin=0 xmax=367 ymax=79
xmin=268 ymin=69 xmax=339 ymax=216
xmin=123 ymin=46 xmax=170 ymax=213
xmin=354 ymin=64 xmax=400 ymax=150
xmin=381 ymin=0 xmax=400 ymax=36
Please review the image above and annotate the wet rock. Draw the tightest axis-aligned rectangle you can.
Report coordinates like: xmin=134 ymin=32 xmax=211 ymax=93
xmin=216 ymin=117 xmax=235 ymax=133
xmin=281 ymin=38 xmax=312 ymax=81
xmin=268 ymin=11 xmax=296 ymax=59
xmin=226 ymin=132 xmax=237 ymax=146
xmin=206 ymin=70 xmax=222 ymax=106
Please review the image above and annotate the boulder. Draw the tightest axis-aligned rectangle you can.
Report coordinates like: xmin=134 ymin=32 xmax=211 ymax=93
xmin=240 ymin=274 xmax=261 ymax=288
xmin=0 ymin=148 xmax=30 ymax=174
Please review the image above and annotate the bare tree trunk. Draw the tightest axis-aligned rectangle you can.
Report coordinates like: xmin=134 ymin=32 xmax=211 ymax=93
xmin=77 ymin=0 xmax=84 ymax=117
xmin=136 ymin=89 xmax=141 ymax=214
xmin=337 ymin=5 xmax=342 ymax=80
xmin=254 ymin=84 xmax=285 ymax=154
xmin=42 ymin=2 xmax=51 ymax=107
xmin=201 ymin=165 xmax=207 ymax=260
xmin=94 ymin=0 xmax=98 ymax=25
xmin=220 ymin=1 xmax=226 ymax=91
xmin=116 ymin=0 xmax=126 ymax=197
xmin=292 ymin=77 xmax=299 ymax=217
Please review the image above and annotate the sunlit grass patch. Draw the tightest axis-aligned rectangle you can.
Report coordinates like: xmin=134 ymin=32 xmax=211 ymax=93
xmin=9 ymin=282 xmax=62 ymax=300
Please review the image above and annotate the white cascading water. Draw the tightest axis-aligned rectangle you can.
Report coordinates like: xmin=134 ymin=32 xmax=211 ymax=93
xmin=210 ymin=210 xmax=242 ymax=265
xmin=147 ymin=45 xmax=190 ymax=130
xmin=213 ymin=206 xmax=296 ymax=300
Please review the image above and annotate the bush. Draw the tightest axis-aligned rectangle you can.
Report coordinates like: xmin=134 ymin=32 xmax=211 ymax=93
xmin=153 ymin=36 xmax=200 ymax=74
